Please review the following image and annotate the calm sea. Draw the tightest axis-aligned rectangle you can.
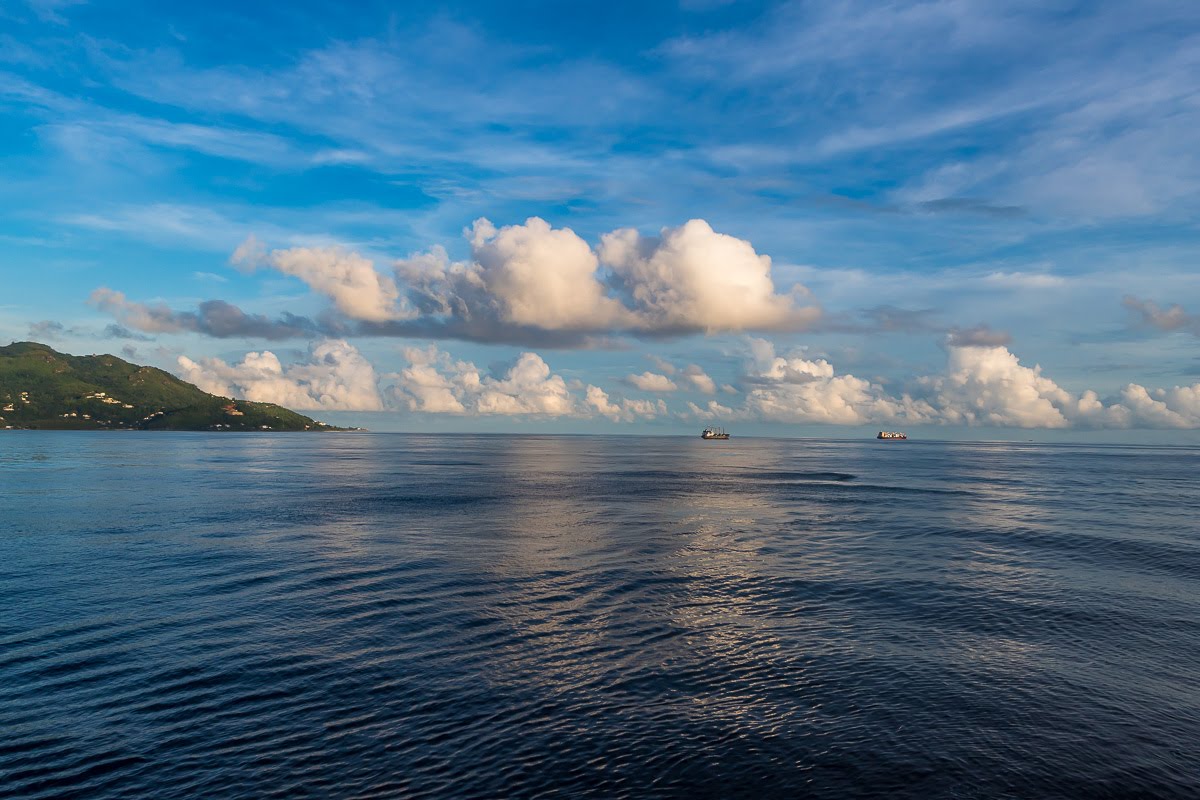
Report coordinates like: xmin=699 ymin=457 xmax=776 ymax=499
xmin=2 ymin=433 xmax=1198 ymax=798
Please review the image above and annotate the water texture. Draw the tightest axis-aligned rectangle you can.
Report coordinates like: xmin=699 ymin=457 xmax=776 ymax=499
xmin=1 ymin=433 xmax=1198 ymax=798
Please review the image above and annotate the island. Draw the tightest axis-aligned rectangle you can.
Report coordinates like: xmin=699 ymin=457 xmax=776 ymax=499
xmin=0 ymin=341 xmax=350 ymax=431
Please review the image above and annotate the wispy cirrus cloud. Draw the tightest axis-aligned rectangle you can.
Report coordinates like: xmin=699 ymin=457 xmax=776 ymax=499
xmin=664 ymin=1 xmax=1200 ymax=220
xmin=23 ymin=0 xmax=86 ymax=25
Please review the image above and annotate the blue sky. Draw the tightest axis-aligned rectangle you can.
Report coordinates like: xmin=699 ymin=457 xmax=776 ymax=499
xmin=2 ymin=0 xmax=1199 ymax=438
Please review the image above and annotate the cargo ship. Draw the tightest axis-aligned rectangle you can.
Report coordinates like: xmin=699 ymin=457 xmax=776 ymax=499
xmin=702 ymin=427 xmax=730 ymax=440
xmin=877 ymin=431 xmax=907 ymax=440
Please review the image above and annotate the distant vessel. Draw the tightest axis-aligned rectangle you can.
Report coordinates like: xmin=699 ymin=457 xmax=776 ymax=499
xmin=702 ymin=427 xmax=730 ymax=440
xmin=877 ymin=431 xmax=907 ymax=440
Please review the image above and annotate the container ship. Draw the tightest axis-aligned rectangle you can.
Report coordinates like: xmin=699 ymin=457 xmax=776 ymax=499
xmin=877 ymin=431 xmax=907 ymax=440
xmin=702 ymin=427 xmax=730 ymax=440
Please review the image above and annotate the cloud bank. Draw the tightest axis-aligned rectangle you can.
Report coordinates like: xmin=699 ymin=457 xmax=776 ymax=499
xmin=741 ymin=337 xmax=1200 ymax=429
xmin=394 ymin=217 xmax=818 ymax=341
xmin=92 ymin=218 xmax=818 ymax=347
xmin=171 ymin=335 xmax=1200 ymax=429
xmin=390 ymin=346 xmax=668 ymax=421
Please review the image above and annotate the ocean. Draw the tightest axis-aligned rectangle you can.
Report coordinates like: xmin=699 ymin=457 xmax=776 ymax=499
xmin=2 ymin=432 xmax=1198 ymax=798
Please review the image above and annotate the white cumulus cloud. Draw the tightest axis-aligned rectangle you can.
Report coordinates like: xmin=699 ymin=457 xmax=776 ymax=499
xmin=742 ymin=338 xmax=933 ymax=425
xmin=926 ymin=343 xmax=1072 ymax=428
xmin=212 ymin=218 xmax=817 ymax=346
xmin=391 ymin=346 xmax=673 ymax=421
xmin=586 ymin=386 xmax=669 ymax=422
xmin=89 ymin=288 xmax=182 ymax=333
xmin=176 ymin=339 xmax=384 ymax=410
xmin=475 ymin=352 xmax=577 ymax=416
xmin=681 ymin=364 xmax=717 ymax=394
xmin=600 ymin=219 xmax=819 ymax=333
xmin=231 ymin=234 xmax=408 ymax=323
xmin=931 ymin=346 xmax=1200 ymax=429
xmin=1102 ymin=383 xmax=1200 ymax=429
xmin=686 ymin=399 xmax=734 ymax=418
xmin=736 ymin=336 xmax=1200 ymax=430
xmin=393 ymin=218 xmax=636 ymax=334
xmin=391 ymin=346 xmax=577 ymax=416
xmin=392 ymin=345 xmax=472 ymax=413
xmin=466 ymin=218 xmax=635 ymax=330
xmin=646 ymin=354 xmax=677 ymax=375
xmin=624 ymin=371 xmax=678 ymax=392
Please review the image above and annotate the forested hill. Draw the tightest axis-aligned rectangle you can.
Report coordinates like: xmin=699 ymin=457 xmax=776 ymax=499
xmin=0 ymin=342 xmax=344 ymax=431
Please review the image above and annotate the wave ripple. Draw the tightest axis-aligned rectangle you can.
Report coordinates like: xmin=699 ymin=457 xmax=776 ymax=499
xmin=2 ymin=434 xmax=1199 ymax=798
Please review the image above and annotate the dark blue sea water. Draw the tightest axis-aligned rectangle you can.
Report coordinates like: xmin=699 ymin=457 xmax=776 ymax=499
xmin=2 ymin=433 xmax=1198 ymax=799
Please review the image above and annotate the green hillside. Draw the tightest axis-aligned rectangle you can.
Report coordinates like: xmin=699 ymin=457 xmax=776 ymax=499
xmin=0 ymin=342 xmax=348 ymax=431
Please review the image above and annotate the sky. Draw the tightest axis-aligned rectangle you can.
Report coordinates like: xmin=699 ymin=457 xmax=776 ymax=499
xmin=2 ymin=0 xmax=1199 ymax=439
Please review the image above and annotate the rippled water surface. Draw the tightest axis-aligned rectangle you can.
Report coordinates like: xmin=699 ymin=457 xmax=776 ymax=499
xmin=2 ymin=433 xmax=1199 ymax=798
